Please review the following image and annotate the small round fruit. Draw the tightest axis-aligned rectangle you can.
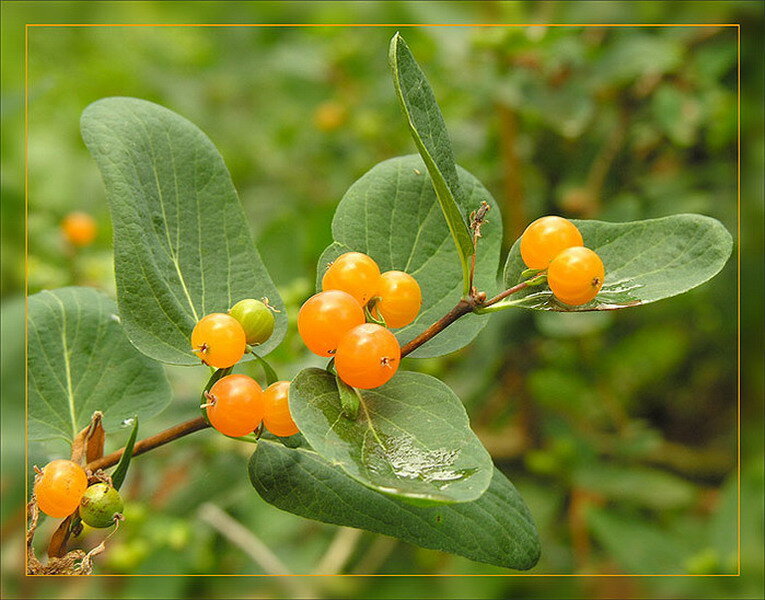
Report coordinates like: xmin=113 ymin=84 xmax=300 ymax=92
xmin=298 ymin=290 xmax=365 ymax=357
xmin=206 ymin=374 xmax=264 ymax=437
xmin=79 ymin=483 xmax=124 ymax=528
xmin=62 ymin=212 xmax=97 ymax=247
xmin=547 ymin=246 xmax=605 ymax=306
xmin=191 ymin=313 xmax=246 ymax=368
xmin=262 ymin=381 xmax=299 ymax=437
xmin=34 ymin=459 xmax=88 ymax=519
xmin=520 ymin=216 xmax=584 ymax=270
xmin=314 ymin=101 xmax=347 ymax=132
xmin=371 ymin=271 xmax=422 ymax=328
xmin=229 ymin=299 xmax=275 ymax=345
xmin=335 ymin=323 xmax=401 ymax=390
xmin=321 ymin=252 xmax=381 ymax=306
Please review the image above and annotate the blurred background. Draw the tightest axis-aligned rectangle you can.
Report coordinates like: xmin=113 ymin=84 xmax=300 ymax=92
xmin=1 ymin=1 xmax=762 ymax=599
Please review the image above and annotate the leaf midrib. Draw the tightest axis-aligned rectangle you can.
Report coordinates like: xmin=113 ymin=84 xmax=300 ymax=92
xmin=52 ymin=293 xmax=77 ymax=439
xmin=130 ymin=109 xmax=199 ymax=322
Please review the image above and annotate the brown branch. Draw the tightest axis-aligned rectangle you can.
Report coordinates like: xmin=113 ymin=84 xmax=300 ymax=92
xmin=483 ymin=280 xmax=530 ymax=308
xmin=85 ymin=417 xmax=210 ymax=473
xmin=400 ymin=277 xmax=535 ymax=357
xmin=400 ymin=299 xmax=476 ymax=357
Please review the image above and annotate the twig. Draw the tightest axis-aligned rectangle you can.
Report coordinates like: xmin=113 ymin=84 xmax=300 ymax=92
xmin=400 ymin=298 xmax=476 ymax=357
xmin=85 ymin=417 xmax=209 ymax=473
xmin=468 ymin=201 xmax=491 ymax=292
xmin=197 ymin=503 xmax=315 ymax=598
xmin=400 ymin=277 xmax=534 ymax=357
xmin=482 ymin=280 xmax=530 ymax=308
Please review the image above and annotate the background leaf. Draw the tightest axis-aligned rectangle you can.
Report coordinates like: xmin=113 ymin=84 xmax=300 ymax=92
xmin=501 ymin=214 xmax=732 ymax=311
xmin=81 ymin=97 xmax=286 ymax=365
xmin=289 ymin=368 xmax=493 ymax=503
xmin=28 ymin=287 xmax=171 ymax=444
xmin=389 ymin=33 xmax=475 ymax=292
xmin=249 ymin=439 xmax=540 ymax=571
xmin=317 ymin=155 xmax=500 ymax=358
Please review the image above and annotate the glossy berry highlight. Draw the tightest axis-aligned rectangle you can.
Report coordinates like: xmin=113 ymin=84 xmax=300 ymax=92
xmin=335 ymin=323 xmax=401 ymax=390
xmin=191 ymin=313 xmax=246 ymax=368
xmin=34 ymin=459 xmax=88 ymax=519
xmin=322 ymin=252 xmax=381 ymax=306
xmin=298 ymin=290 xmax=365 ymax=357
xmin=206 ymin=374 xmax=264 ymax=437
xmin=547 ymin=246 xmax=605 ymax=306
xmin=520 ymin=216 xmax=583 ymax=270
xmin=79 ymin=483 xmax=124 ymax=528
xmin=262 ymin=381 xmax=299 ymax=438
xmin=229 ymin=299 xmax=275 ymax=346
xmin=371 ymin=270 xmax=422 ymax=328
xmin=62 ymin=212 xmax=97 ymax=247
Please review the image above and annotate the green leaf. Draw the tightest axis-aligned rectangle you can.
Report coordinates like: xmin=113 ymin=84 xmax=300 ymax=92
xmin=28 ymin=287 xmax=171 ymax=444
xmin=249 ymin=351 xmax=279 ymax=387
xmin=111 ymin=417 xmax=139 ymax=491
xmin=499 ymin=214 xmax=732 ymax=311
xmin=249 ymin=439 xmax=540 ymax=571
xmin=335 ymin=376 xmax=360 ymax=421
xmin=289 ymin=368 xmax=493 ymax=503
xmin=389 ymin=33 xmax=474 ymax=294
xmin=80 ymin=97 xmax=286 ymax=365
xmin=317 ymin=155 xmax=500 ymax=358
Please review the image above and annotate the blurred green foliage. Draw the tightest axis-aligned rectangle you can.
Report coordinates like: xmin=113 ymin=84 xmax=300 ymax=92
xmin=1 ymin=1 xmax=763 ymax=599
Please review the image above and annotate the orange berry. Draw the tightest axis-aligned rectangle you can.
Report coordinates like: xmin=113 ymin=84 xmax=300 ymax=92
xmin=62 ymin=212 xmax=97 ymax=247
xmin=371 ymin=270 xmax=422 ymax=328
xmin=34 ymin=459 xmax=88 ymax=519
xmin=321 ymin=252 xmax=381 ymax=306
xmin=520 ymin=216 xmax=583 ymax=269
xmin=191 ymin=313 xmax=246 ymax=368
xmin=206 ymin=374 xmax=264 ymax=437
xmin=314 ymin=101 xmax=347 ymax=132
xmin=547 ymin=246 xmax=605 ymax=306
xmin=298 ymin=290 xmax=365 ymax=357
xmin=262 ymin=381 xmax=299 ymax=437
xmin=335 ymin=323 xmax=400 ymax=390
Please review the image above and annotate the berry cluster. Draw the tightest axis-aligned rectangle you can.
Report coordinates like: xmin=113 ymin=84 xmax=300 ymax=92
xmin=34 ymin=459 xmax=124 ymax=528
xmin=190 ymin=298 xmax=299 ymax=439
xmin=191 ymin=298 xmax=276 ymax=369
xmin=299 ymin=252 xmax=422 ymax=389
xmin=204 ymin=375 xmax=298 ymax=438
xmin=520 ymin=216 xmax=605 ymax=306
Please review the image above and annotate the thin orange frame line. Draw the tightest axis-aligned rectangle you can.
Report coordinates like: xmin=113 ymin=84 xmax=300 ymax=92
xmin=736 ymin=22 xmax=742 ymax=578
xmin=24 ymin=22 xmax=740 ymax=28
xmin=24 ymin=21 xmax=30 ymax=579
xmin=23 ymin=21 xmax=742 ymax=579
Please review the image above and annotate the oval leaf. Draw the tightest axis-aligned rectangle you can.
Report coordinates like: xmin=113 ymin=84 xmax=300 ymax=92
xmin=289 ymin=368 xmax=493 ymax=503
xmin=390 ymin=33 xmax=474 ymax=292
xmin=81 ymin=97 xmax=286 ymax=365
xmin=249 ymin=439 xmax=540 ymax=571
xmin=28 ymin=287 xmax=171 ymax=444
xmin=318 ymin=155 xmax=500 ymax=358
xmin=501 ymin=214 xmax=732 ymax=311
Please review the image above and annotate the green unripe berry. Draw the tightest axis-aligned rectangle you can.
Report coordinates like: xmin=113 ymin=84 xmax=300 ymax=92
xmin=79 ymin=483 xmax=124 ymax=528
xmin=229 ymin=299 xmax=275 ymax=345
